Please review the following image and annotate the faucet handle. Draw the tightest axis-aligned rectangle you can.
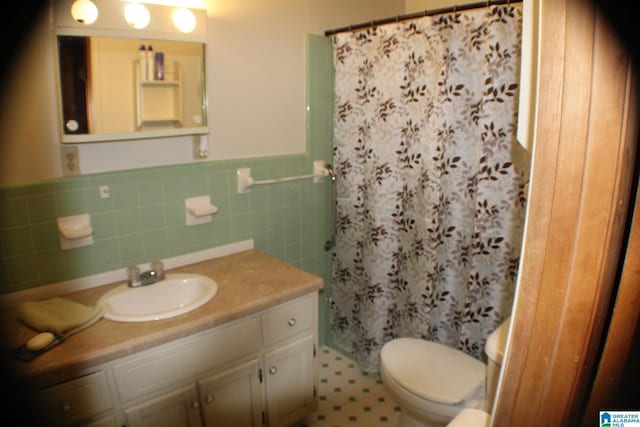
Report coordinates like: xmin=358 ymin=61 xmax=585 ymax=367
xmin=151 ymin=260 xmax=165 ymax=280
xmin=127 ymin=266 xmax=141 ymax=286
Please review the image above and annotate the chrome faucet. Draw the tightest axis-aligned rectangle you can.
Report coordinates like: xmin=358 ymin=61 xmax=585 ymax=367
xmin=127 ymin=261 xmax=165 ymax=287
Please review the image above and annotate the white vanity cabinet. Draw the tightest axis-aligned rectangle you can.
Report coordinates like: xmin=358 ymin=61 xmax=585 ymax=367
xmin=29 ymin=291 xmax=318 ymax=427
xmin=117 ymin=292 xmax=318 ymax=427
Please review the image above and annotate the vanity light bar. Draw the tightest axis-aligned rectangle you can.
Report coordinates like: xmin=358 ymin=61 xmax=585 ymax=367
xmin=57 ymin=0 xmax=206 ymax=42
xmin=72 ymin=1 xmax=196 ymax=32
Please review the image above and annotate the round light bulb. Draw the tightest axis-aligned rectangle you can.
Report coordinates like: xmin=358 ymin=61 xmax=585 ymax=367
xmin=124 ymin=3 xmax=151 ymax=30
xmin=173 ymin=8 xmax=196 ymax=33
xmin=70 ymin=0 xmax=99 ymax=25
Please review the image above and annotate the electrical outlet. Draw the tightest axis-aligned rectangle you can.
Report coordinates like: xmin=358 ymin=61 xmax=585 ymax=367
xmin=60 ymin=146 xmax=80 ymax=176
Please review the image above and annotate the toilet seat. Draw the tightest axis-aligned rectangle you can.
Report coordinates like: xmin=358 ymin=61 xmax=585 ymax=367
xmin=380 ymin=338 xmax=485 ymax=405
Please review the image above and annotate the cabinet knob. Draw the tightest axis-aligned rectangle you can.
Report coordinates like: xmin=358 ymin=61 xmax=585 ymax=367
xmin=62 ymin=402 xmax=71 ymax=412
xmin=269 ymin=366 xmax=278 ymax=375
xmin=205 ymin=394 xmax=214 ymax=404
xmin=191 ymin=401 xmax=200 ymax=409
xmin=288 ymin=318 xmax=296 ymax=327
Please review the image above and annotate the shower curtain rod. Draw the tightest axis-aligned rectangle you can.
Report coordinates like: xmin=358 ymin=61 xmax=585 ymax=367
xmin=324 ymin=0 xmax=522 ymax=36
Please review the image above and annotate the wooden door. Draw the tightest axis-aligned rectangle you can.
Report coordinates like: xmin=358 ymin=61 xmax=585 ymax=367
xmin=492 ymin=0 xmax=639 ymax=425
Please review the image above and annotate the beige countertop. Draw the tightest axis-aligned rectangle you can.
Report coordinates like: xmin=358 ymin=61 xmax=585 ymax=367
xmin=1 ymin=249 xmax=323 ymax=387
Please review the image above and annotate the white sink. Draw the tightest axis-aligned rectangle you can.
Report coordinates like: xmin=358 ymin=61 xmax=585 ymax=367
xmin=98 ymin=273 xmax=218 ymax=322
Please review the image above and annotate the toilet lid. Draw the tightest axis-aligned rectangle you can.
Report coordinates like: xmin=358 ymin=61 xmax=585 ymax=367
xmin=380 ymin=338 xmax=485 ymax=405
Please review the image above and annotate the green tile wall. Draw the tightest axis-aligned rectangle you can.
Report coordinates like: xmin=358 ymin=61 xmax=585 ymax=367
xmin=0 ymin=35 xmax=335 ymax=347
xmin=307 ymin=34 xmax=335 ymax=347
xmin=0 ymin=157 xmax=331 ymax=291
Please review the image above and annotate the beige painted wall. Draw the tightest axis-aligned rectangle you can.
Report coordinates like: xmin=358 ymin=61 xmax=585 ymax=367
xmin=196 ymin=0 xmax=405 ymax=160
xmin=405 ymin=0 xmax=480 ymax=13
xmin=0 ymin=11 xmax=60 ymax=185
xmin=0 ymin=0 xmax=404 ymax=185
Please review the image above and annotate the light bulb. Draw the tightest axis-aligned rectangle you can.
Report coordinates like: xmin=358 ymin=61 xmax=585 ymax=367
xmin=173 ymin=8 xmax=196 ymax=33
xmin=70 ymin=0 xmax=99 ymax=25
xmin=124 ymin=3 xmax=151 ymax=30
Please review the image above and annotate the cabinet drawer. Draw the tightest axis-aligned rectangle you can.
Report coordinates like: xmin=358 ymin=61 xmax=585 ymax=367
xmin=113 ymin=316 xmax=260 ymax=402
xmin=33 ymin=371 xmax=112 ymax=425
xmin=262 ymin=294 xmax=315 ymax=348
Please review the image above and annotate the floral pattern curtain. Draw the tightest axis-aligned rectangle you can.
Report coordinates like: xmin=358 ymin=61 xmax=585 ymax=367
xmin=330 ymin=5 xmax=528 ymax=373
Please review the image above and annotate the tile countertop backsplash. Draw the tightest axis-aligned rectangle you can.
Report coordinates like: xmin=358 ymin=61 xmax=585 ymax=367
xmin=1 ymin=249 xmax=323 ymax=388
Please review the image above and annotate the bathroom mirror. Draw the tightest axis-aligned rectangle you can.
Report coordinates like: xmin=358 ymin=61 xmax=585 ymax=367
xmin=57 ymin=35 xmax=207 ymax=143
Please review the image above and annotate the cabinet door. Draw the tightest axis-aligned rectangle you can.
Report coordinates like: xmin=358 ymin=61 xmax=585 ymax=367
xmin=124 ymin=384 xmax=202 ymax=427
xmin=198 ymin=359 xmax=264 ymax=427
xmin=264 ymin=335 xmax=316 ymax=427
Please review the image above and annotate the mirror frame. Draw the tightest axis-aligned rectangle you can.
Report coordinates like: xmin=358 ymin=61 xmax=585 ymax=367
xmin=52 ymin=0 xmax=208 ymax=144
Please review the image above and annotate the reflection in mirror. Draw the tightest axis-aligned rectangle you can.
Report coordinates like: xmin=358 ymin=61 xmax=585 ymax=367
xmin=57 ymin=36 xmax=206 ymax=141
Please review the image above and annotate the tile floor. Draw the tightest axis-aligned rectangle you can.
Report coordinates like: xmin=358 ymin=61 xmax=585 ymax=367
xmin=301 ymin=346 xmax=402 ymax=427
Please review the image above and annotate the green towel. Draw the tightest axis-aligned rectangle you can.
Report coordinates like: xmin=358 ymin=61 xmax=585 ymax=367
xmin=18 ymin=297 xmax=103 ymax=337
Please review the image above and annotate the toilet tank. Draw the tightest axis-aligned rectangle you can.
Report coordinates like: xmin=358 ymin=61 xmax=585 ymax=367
xmin=484 ymin=317 xmax=511 ymax=411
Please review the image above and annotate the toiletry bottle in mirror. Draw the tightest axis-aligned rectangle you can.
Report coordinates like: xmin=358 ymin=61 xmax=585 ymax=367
xmin=138 ymin=44 xmax=147 ymax=80
xmin=146 ymin=45 xmax=154 ymax=81
xmin=154 ymin=52 xmax=164 ymax=80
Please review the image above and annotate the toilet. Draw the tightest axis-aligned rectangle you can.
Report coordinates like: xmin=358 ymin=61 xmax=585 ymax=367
xmin=380 ymin=318 xmax=510 ymax=427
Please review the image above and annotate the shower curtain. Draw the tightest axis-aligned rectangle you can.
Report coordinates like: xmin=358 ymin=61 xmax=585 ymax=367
xmin=330 ymin=4 xmax=528 ymax=373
